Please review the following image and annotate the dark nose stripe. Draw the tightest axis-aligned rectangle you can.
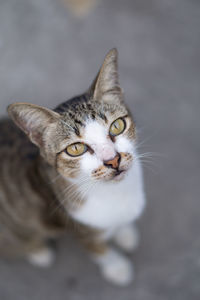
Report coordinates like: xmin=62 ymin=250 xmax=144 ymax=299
xmin=104 ymin=153 xmax=121 ymax=169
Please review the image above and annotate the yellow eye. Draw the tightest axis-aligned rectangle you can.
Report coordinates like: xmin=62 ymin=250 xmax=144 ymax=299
xmin=109 ymin=118 xmax=126 ymax=137
xmin=66 ymin=143 xmax=87 ymax=157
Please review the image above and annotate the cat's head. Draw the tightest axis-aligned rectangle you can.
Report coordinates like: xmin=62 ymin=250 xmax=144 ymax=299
xmin=8 ymin=49 xmax=137 ymax=183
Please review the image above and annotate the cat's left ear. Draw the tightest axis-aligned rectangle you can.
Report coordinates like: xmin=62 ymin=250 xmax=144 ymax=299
xmin=7 ymin=103 xmax=60 ymax=148
xmin=88 ymin=48 xmax=123 ymax=103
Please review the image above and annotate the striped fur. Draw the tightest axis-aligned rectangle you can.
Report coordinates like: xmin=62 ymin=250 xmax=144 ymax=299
xmin=0 ymin=49 xmax=145 ymax=285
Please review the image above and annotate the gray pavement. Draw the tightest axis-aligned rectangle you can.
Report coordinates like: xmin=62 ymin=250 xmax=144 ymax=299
xmin=0 ymin=0 xmax=200 ymax=299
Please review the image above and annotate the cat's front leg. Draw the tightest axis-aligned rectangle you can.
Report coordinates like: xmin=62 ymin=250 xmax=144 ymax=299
xmin=26 ymin=243 xmax=55 ymax=267
xmin=93 ymin=247 xmax=134 ymax=286
xmin=82 ymin=238 xmax=134 ymax=286
xmin=113 ymin=223 xmax=140 ymax=253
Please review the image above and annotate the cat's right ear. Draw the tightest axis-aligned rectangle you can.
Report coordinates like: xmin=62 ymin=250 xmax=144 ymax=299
xmin=7 ymin=103 xmax=60 ymax=148
xmin=88 ymin=48 xmax=123 ymax=103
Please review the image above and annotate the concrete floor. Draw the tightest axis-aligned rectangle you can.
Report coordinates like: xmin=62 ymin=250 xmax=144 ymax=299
xmin=0 ymin=0 xmax=200 ymax=299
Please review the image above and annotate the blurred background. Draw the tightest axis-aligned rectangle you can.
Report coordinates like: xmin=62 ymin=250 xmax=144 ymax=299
xmin=0 ymin=0 xmax=200 ymax=299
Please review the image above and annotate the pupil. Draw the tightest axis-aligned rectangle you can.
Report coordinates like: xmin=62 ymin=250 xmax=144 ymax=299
xmin=114 ymin=123 xmax=118 ymax=129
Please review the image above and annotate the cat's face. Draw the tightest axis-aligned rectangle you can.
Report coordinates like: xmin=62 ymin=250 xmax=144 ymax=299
xmin=54 ymin=100 xmax=135 ymax=182
xmin=8 ymin=49 xmax=137 ymax=183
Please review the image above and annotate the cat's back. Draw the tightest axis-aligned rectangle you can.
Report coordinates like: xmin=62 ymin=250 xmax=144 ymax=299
xmin=0 ymin=119 xmax=66 ymax=256
xmin=0 ymin=118 xmax=39 ymax=221
xmin=0 ymin=118 xmax=38 ymax=164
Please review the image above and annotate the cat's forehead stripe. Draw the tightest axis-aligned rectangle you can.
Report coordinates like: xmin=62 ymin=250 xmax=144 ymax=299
xmin=55 ymin=93 xmax=128 ymax=140
xmin=55 ymin=94 xmax=90 ymax=114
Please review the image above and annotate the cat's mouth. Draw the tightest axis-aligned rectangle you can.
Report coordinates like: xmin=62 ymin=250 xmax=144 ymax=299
xmin=112 ymin=169 xmax=126 ymax=181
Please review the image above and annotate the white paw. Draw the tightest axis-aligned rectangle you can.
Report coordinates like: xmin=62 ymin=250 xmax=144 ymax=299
xmin=114 ymin=225 xmax=140 ymax=252
xmin=96 ymin=249 xmax=134 ymax=286
xmin=27 ymin=247 xmax=55 ymax=268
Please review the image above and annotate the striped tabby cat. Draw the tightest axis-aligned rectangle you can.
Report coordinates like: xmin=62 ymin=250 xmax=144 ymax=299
xmin=1 ymin=49 xmax=145 ymax=286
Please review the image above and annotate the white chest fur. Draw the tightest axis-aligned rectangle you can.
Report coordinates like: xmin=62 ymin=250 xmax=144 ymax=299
xmin=70 ymin=160 xmax=145 ymax=230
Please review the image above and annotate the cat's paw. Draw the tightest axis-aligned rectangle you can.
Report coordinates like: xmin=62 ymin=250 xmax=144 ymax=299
xmin=113 ymin=225 xmax=140 ymax=253
xmin=27 ymin=247 xmax=55 ymax=268
xmin=96 ymin=249 xmax=134 ymax=286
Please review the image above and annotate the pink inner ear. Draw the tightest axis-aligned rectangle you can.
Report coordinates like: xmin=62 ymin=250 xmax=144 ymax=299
xmin=31 ymin=130 xmax=43 ymax=146
xmin=12 ymin=108 xmax=47 ymax=147
xmin=13 ymin=113 xmax=30 ymax=135
xmin=8 ymin=103 xmax=60 ymax=149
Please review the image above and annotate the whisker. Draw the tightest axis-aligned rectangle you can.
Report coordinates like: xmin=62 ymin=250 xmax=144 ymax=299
xmin=136 ymin=157 xmax=158 ymax=174
xmin=135 ymin=128 xmax=160 ymax=150
xmin=139 ymin=161 xmax=158 ymax=175
xmin=138 ymin=152 xmax=165 ymax=158
xmin=47 ymin=174 xmax=61 ymax=185
xmin=50 ymin=175 xmax=92 ymax=215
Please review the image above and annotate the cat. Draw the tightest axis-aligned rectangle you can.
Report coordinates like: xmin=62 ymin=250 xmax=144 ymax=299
xmin=1 ymin=49 xmax=145 ymax=286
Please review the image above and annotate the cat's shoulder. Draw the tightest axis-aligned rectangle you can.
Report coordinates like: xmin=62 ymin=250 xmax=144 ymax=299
xmin=0 ymin=118 xmax=39 ymax=161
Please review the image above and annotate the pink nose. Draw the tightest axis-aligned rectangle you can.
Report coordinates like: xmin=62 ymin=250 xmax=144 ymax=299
xmin=104 ymin=153 xmax=121 ymax=169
